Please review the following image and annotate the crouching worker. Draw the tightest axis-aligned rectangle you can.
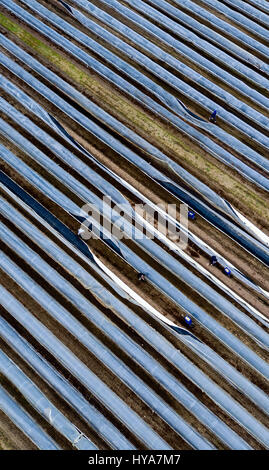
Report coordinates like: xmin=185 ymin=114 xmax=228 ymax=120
xmin=188 ymin=210 xmax=196 ymax=220
xmin=138 ymin=273 xmax=146 ymax=281
xmin=224 ymin=267 xmax=231 ymax=277
xmin=210 ymin=255 xmax=217 ymax=266
xmin=209 ymin=109 xmax=217 ymax=124
xmin=184 ymin=315 xmax=192 ymax=327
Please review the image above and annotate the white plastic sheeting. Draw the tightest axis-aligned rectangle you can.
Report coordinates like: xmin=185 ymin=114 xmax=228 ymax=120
xmin=245 ymin=0 xmax=269 ymax=15
xmin=0 ymin=83 xmax=129 ymax=209
xmin=5 ymin=0 xmax=269 ymax=173
xmin=1 ymin=135 xmax=269 ymax=381
xmin=1 ymin=73 xmax=268 ymax=313
xmin=0 ymin=220 xmax=267 ymax=448
xmin=108 ymin=235 xmax=269 ymax=350
xmin=0 ymin=100 xmax=267 ymax=348
xmin=2 ymin=87 xmax=269 ymax=272
xmin=1 ymin=186 xmax=269 ymax=446
xmin=1 ymin=0 xmax=201 ymax=120
xmin=0 ymin=49 xmax=268 ymax=296
xmin=0 ymin=251 xmax=216 ymax=450
xmin=70 ymin=0 xmax=269 ymax=124
xmin=138 ymin=0 xmax=269 ymax=73
xmin=93 ymin=0 xmax=269 ymax=109
xmin=2 ymin=7 xmax=268 ymax=195
xmin=3 ymin=94 xmax=268 ymax=337
xmin=0 ymin=37 xmax=242 ymax=214
xmin=196 ymin=0 xmax=269 ymax=40
xmin=0 ymin=317 xmax=134 ymax=450
xmin=0 ymin=386 xmax=59 ymax=449
xmin=0 ymin=284 xmax=171 ymax=450
xmin=0 ymin=247 xmax=215 ymax=449
xmin=2 ymin=176 xmax=268 ymax=407
xmin=0 ymin=196 xmax=251 ymax=449
xmin=162 ymin=0 xmax=269 ymax=60
xmin=1 ymin=40 xmax=268 ymax=222
xmin=18 ymin=0 xmax=269 ymax=157
xmin=221 ymin=0 xmax=269 ymax=27
xmin=91 ymin=242 xmax=269 ymax=374
xmin=0 ymin=350 xmax=97 ymax=450
xmin=2 ymin=100 xmax=269 ymax=350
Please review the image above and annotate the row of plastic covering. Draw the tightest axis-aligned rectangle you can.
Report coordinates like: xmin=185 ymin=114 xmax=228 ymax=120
xmin=2 ymin=33 xmax=268 ymax=254
xmin=0 ymin=239 xmax=215 ymax=450
xmin=0 ymin=0 xmax=266 ymax=448
xmin=1 ymin=76 xmax=269 ymax=273
xmin=0 ymin=77 xmax=268 ymax=290
xmin=0 ymin=77 xmax=267 ymax=345
xmin=1 ymin=7 xmax=268 ymax=201
xmin=1 ymin=170 xmax=268 ymax=405
xmin=55 ymin=1 xmax=269 ymax=238
xmin=219 ymin=0 xmax=269 ymax=27
xmin=0 ymin=106 xmax=268 ymax=375
xmin=0 ymin=385 xmax=59 ymax=450
xmin=0 ymin=282 xmax=171 ymax=450
xmin=0 ymin=207 xmax=260 ymax=448
xmin=0 ymin=350 xmax=97 ymax=450
xmin=0 ymin=63 xmax=267 ymax=303
xmin=1 ymin=185 xmax=266 ymax=406
xmin=1 ymin=111 xmax=268 ymax=379
xmin=164 ymin=0 xmax=269 ymax=59
xmin=0 ymin=315 xmax=134 ymax=450
xmin=1 ymin=173 xmax=269 ymax=448
xmin=244 ymin=0 xmax=269 ymax=14
xmin=4 ymin=0 xmax=269 ymax=180
xmin=2 ymin=36 xmax=268 ymax=231
xmin=90 ymin=0 xmax=269 ymax=110
xmin=2 ymin=163 xmax=268 ymax=388
xmin=0 ymin=222 xmax=250 ymax=450
xmin=17 ymin=0 xmax=269 ymax=160
xmin=196 ymin=0 xmax=269 ymax=39
xmin=140 ymin=0 xmax=269 ymax=69
xmin=70 ymin=0 xmax=269 ymax=124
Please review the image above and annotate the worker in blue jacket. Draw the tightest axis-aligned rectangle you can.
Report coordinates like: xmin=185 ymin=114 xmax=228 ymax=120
xmin=209 ymin=110 xmax=217 ymax=123
xmin=210 ymin=255 xmax=217 ymax=266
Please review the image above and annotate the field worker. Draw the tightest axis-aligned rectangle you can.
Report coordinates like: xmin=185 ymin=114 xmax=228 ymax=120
xmin=138 ymin=273 xmax=146 ymax=281
xmin=210 ymin=255 xmax=217 ymax=266
xmin=184 ymin=315 xmax=192 ymax=326
xmin=209 ymin=109 xmax=217 ymax=123
xmin=224 ymin=267 xmax=231 ymax=277
xmin=188 ymin=210 xmax=196 ymax=220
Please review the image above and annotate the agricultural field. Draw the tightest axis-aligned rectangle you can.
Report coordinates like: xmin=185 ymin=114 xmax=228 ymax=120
xmin=0 ymin=0 xmax=268 ymax=450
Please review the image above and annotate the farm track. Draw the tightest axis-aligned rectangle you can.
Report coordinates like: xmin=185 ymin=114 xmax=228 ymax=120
xmin=0 ymin=0 xmax=268 ymax=450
